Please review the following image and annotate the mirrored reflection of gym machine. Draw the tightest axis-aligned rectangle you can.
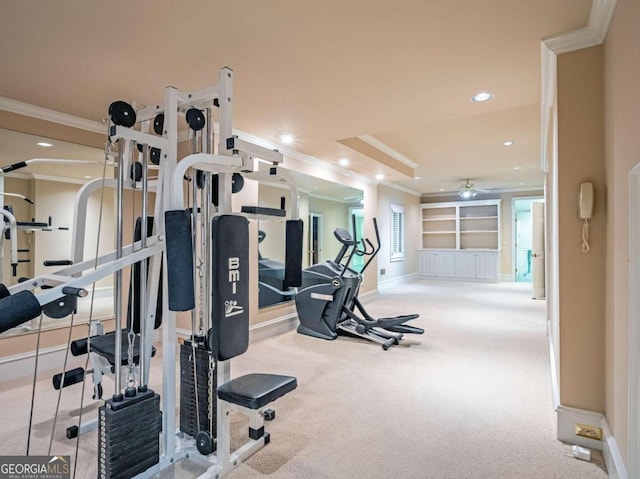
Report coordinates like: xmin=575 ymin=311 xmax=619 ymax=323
xmin=0 ymin=67 xmax=302 ymax=479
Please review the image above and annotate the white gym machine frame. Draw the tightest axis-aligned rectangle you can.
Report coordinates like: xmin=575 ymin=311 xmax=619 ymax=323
xmin=7 ymin=67 xmax=298 ymax=479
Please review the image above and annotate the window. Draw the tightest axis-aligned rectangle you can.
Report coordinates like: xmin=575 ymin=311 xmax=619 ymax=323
xmin=390 ymin=204 xmax=404 ymax=262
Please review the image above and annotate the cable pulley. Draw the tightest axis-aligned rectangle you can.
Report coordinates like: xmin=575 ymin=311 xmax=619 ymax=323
xmin=185 ymin=108 xmax=205 ymax=131
xmin=153 ymin=113 xmax=164 ymax=135
xmin=108 ymin=100 xmax=136 ymax=128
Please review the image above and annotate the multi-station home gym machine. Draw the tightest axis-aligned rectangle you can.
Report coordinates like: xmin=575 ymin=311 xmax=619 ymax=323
xmin=0 ymin=67 xmax=303 ymax=479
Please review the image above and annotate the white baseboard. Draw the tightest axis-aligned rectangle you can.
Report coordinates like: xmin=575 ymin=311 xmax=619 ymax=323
xmin=601 ymin=417 xmax=628 ymax=479
xmin=377 ymin=273 xmax=417 ymax=290
xmin=0 ymin=345 xmax=85 ymax=382
xmin=500 ymin=274 xmax=514 ymax=282
xmin=556 ymin=405 xmax=604 ymax=450
xmin=549 ymin=325 xmax=628 ymax=476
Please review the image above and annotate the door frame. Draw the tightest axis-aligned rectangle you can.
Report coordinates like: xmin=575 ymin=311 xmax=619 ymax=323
xmin=628 ymin=162 xmax=640 ymax=477
xmin=309 ymin=212 xmax=322 ymax=265
xmin=511 ymin=195 xmax=544 ymax=282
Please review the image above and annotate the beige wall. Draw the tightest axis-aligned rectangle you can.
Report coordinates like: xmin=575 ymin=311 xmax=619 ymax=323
xmin=556 ymin=46 xmax=606 ymax=412
xmin=376 ymin=184 xmax=420 ymax=282
xmin=603 ymin=0 xmax=640 ymax=465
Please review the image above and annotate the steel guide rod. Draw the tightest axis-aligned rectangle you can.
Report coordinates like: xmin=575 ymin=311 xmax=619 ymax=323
xmin=139 ymin=144 xmax=149 ymax=386
xmin=114 ymin=138 xmax=125 ymax=398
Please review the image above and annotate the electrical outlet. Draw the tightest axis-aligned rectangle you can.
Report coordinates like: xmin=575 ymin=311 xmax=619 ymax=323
xmin=575 ymin=423 xmax=602 ymax=441
xmin=380 ymin=268 xmax=386 ymax=275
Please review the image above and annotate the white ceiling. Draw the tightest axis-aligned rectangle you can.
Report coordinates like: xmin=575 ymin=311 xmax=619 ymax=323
xmin=0 ymin=0 xmax=594 ymax=194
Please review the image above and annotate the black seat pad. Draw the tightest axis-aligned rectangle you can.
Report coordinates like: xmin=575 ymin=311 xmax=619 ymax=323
xmin=89 ymin=331 xmax=156 ymax=367
xmin=217 ymin=373 xmax=297 ymax=410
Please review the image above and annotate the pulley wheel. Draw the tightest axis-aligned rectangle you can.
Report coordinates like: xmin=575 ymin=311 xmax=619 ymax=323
xmin=130 ymin=162 xmax=143 ymax=182
xmin=108 ymin=100 xmax=136 ymax=128
xmin=153 ymin=113 xmax=164 ymax=135
xmin=185 ymin=108 xmax=205 ymax=131
xmin=43 ymin=294 xmax=77 ymax=319
xmin=150 ymin=147 xmax=161 ymax=165
xmin=231 ymin=173 xmax=244 ymax=193
xmin=196 ymin=430 xmax=214 ymax=455
xmin=195 ymin=170 xmax=206 ymax=190
xmin=210 ymin=173 xmax=244 ymax=206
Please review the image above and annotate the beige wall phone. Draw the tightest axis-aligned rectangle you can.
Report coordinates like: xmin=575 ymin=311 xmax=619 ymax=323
xmin=579 ymin=182 xmax=593 ymax=253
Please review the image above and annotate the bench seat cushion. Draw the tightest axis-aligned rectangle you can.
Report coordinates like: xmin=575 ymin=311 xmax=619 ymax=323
xmin=89 ymin=330 xmax=156 ymax=366
xmin=217 ymin=373 xmax=297 ymax=409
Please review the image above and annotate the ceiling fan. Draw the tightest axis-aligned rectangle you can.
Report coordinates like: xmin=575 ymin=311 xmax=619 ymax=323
xmin=458 ymin=179 xmax=491 ymax=199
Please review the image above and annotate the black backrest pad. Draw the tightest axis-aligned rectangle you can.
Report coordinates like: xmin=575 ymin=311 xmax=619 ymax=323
xmin=284 ymin=220 xmax=303 ymax=288
xmin=210 ymin=215 xmax=250 ymax=361
xmin=164 ymin=210 xmax=195 ymax=311
xmin=127 ymin=217 xmax=163 ymax=332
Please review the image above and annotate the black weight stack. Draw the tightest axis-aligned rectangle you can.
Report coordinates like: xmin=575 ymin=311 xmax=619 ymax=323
xmin=179 ymin=341 xmax=216 ymax=440
xmin=98 ymin=390 xmax=161 ymax=479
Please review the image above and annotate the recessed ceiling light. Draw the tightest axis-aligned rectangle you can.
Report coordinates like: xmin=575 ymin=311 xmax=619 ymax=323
xmin=375 ymin=173 xmax=384 ymax=181
xmin=503 ymin=141 xmax=513 ymax=146
xmin=514 ymin=166 xmax=520 ymax=170
xmin=414 ymin=176 xmax=421 ymax=180
xmin=280 ymin=134 xmax=294 ymax=145
xmin=439 ymin=188 xmax=445 ymax=191
xmin=339 ymin=158 xmax=350 ymax=167
xmin=520 ymin=183 xmax=525 ymax=186
xmin=37 ymin=141 xmax=54 ymax=147
xmin=472 ymin=92 xmax=493 ymax=102
xmin=84 ymin=175 xmax=92 ymax=179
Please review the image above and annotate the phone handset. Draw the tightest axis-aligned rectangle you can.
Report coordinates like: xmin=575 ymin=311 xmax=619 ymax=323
xmin=579 ymin=182 xmax=594 ymax=253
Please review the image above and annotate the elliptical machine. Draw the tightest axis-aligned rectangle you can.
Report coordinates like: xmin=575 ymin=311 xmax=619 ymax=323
xmin=258 ymin=230 xmax=297 ymax=308
xmin=295 ymin=217 xmax=423 ymax=350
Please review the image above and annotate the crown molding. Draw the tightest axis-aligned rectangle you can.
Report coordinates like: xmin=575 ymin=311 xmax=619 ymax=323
xmin=358 ymin=135 xmax=418 ymax=168
xmin=379 ymin=181 xmax=421 ymax=197
xmin=540 ymin=0 xmax=616 ymax=172
xmin=0 ymin=97 xmax=105 ymax=134
xmin=542 ymin=0 xmax=616 ymax=54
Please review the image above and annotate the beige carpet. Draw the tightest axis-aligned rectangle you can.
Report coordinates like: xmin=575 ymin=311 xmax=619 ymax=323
xmin=0 ymin=280 xmax=608 ymax=478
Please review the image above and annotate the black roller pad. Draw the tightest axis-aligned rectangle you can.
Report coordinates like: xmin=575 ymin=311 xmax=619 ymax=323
xmin=0 ymin=283 xmax=9 ymax=299
xmin=210 ymin=215 xmax=249 ymax=361
xmin=0 ymin=290 xmax=42 ymax=334
xmin=285 ymin=220 xmax=303 ymax=288
xmin=164 ymin=210 xmax=195 ymax=311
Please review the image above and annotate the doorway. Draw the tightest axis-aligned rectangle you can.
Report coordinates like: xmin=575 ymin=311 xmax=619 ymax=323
xmin=309 ymin=213 xmax=322 ymax=265
xmin=512 ymin=197 xmax=543 ymax=283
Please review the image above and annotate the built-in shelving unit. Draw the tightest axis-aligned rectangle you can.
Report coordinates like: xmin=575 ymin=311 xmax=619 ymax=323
xmin=418 ymin=199 xmax=501 ymax=282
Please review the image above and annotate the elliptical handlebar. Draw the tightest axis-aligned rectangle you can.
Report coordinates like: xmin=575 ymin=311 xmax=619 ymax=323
xmin=360 ymin=217 xmax=380 ymax=274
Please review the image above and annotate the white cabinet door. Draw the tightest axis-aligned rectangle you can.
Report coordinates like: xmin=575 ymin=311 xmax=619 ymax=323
xmin=475 ymin=252 xmax=498 ymax=281
xmin=436 ymin=252 xmax=455 ymax=277
xmin=455 ymin=252 xmax=477 ymax=279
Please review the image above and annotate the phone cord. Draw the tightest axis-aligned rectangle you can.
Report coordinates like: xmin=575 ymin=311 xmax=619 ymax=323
xmin=581 ymin=219 xmax=590 ymax=253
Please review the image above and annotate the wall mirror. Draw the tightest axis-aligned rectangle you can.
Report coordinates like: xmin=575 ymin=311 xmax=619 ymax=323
xmin=256 ymin=164 xmax=363 ymax=309
xmin=0 ymin=128 xmax=117 ymax=336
